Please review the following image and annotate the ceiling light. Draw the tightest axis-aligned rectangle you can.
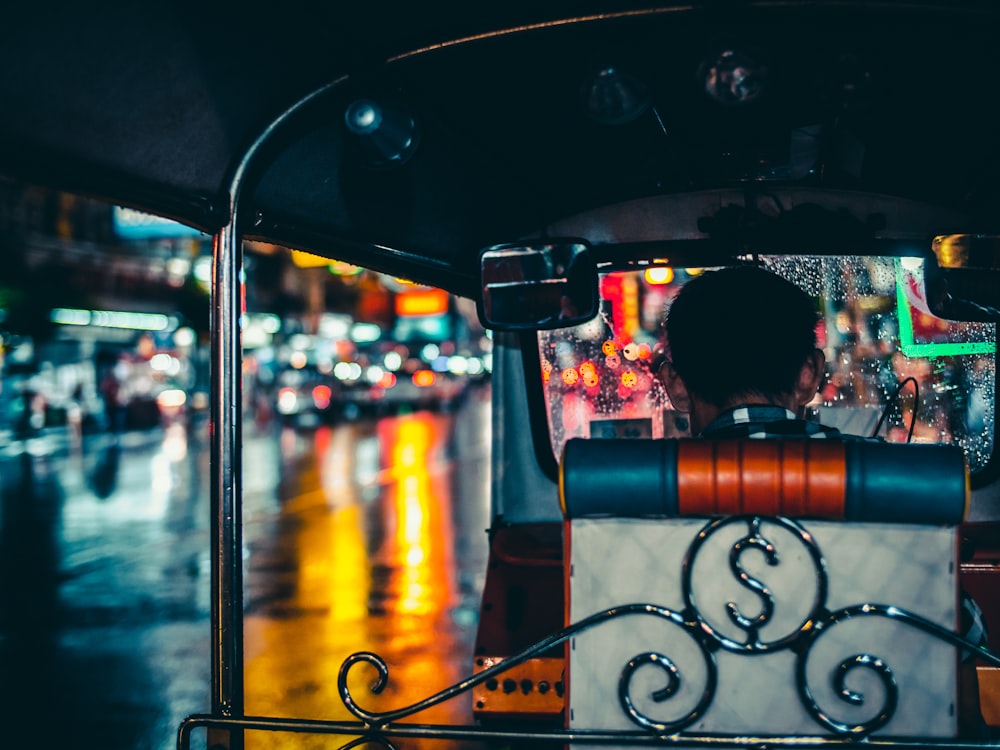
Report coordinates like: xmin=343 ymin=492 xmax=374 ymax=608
xmin=584 ymin=67 xmax=651 ymax=125
xmin=344 ymin=99 xmax=419 ymax=168
xmin=698 ymin=50 xmax=767 ymax=106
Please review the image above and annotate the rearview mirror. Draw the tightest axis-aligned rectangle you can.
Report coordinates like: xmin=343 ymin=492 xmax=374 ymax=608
xmin=477 ymin=240 xmax=599 ymax=330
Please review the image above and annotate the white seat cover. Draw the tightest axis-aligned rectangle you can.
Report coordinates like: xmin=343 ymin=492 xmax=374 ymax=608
xmin=567 ymin=516 xmax=958 ymax=739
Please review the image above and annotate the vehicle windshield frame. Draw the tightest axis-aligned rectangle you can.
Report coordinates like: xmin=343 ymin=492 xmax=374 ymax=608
xmin=522 ymin=245 xmax=1000 ymax=490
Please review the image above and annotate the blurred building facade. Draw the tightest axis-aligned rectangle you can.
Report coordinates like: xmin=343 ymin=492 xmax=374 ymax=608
xmin=0 ymin=179 xmax=489 ymax=436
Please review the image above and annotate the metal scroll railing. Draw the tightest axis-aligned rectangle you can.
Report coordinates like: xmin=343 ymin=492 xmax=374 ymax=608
xmin=180 ymin=515 xmax=1000 ymax=749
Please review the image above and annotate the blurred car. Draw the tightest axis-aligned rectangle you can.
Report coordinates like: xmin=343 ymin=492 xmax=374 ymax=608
xmin=334 ymin=342 xmax=470 ymax=416
xmin=273 ymin=365 xmax=340 ymax=427
xmin=370 ymin=366 xmax=467 ymax=412
xmin=106 ymin=352 xmax=193 ymax=430
xmin=155 ymin=387 xmax=189 ymax=425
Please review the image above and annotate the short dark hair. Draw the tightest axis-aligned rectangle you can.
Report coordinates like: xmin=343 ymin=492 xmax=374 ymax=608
xmin=665 ymin=266 xmax=818 ymax=407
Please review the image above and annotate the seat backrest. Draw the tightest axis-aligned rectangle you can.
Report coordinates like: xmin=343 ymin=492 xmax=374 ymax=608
xmin=560 ymin=437 xmax=968 ymax=740
xmin=560 ymin=437 xmax=969 ymax=523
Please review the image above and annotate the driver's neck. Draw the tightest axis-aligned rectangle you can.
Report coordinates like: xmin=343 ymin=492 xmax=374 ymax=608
xmin=689 ymin=393 xmax=798 ymax=436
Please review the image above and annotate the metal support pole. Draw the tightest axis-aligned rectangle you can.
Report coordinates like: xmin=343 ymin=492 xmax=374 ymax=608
xmin=205 ymin=75 xmax=347 ymax=750
xmin=209 ymin=220 xmax=245 ymax=750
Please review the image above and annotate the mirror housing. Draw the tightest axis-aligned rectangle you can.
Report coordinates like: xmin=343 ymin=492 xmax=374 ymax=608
xmin=477 ymin=240 xmax=599 ymax=330
xmin=926 ymin=234 xmax=1000 ymax=320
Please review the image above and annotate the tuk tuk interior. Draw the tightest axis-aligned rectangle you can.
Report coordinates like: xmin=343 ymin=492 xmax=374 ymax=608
xmin=471 ymin=195 xmax=1000 ymax=738
xmin=5 ymin=1 xmax=1000 ymax=747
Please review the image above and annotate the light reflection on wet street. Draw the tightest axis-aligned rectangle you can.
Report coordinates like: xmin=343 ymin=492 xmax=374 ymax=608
xmin=0 ymin=386 xmax=491 ymax=750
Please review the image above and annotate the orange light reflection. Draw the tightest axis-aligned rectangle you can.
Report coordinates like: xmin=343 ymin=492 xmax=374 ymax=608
xmin=244 ymin=415 xmax=466 ymax=748
xmin=244 ymin=426 xmax=373 ymax=738
xmin=385 ymin=415 xmax=456 ymax=618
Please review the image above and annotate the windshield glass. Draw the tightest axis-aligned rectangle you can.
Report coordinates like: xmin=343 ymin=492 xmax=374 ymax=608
xmin=537 ymin=256 xmax=997 ymax=472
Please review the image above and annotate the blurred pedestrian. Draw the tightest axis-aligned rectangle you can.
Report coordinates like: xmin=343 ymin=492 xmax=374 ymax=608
xmin=99 ymin=368 xmax=122 ymax=432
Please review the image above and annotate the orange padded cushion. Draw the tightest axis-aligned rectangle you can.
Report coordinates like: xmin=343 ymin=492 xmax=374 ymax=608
xmin=676 ymin=440 xmax=845 ymax=517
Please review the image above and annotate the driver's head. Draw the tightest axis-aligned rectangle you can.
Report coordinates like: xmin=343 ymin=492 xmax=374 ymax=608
xmin=663 ymin=265 xmax=821 ymax=411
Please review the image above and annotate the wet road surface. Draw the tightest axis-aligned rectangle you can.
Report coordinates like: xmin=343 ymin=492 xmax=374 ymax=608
xmin=0 ymin=387 xmax=491 ymax=750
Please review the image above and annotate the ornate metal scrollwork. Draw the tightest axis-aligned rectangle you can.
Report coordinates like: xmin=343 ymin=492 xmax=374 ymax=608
xmin=683 ymin=515 xmax=827 ymax=653
xmin=618 ymin=648 xmax=717 ymax=733
xmin=337 ymin=603 xmax=704 ymax=730
xmin=179 ymin=515 xmax=1000 ymax=749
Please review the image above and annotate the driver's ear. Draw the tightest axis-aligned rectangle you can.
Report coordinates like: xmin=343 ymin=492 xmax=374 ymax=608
xmin=660 ymin=363 xmax=692 ymax=412
xmin=793 ymin=348 xmax=826 ymax=406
